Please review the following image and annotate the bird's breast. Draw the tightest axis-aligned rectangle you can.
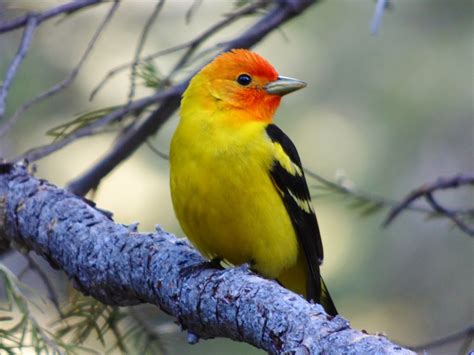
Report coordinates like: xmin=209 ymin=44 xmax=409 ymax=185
xmin=169 ymin=115 xmax=299 ymax=278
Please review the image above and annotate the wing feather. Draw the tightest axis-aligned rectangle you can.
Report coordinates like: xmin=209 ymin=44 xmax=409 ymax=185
xmin=265 ymin=124 xmax=324 ymax=302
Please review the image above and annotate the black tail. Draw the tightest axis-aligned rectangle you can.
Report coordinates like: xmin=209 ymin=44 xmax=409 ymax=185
xmin=320 ymin=277 xmax=338 ymax=316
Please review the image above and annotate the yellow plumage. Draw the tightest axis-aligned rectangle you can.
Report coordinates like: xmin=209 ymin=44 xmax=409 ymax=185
xmin=170 ymin=49 xmax=337 ymax=315
xmin=171 ymin=110 xmax=300 ymax=281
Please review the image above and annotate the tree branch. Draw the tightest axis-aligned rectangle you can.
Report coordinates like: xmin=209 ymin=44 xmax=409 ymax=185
xmin=67 ymin=95 xmax=181 ymax=195
xmin=370 ymin=0 xmax=389 ymax=34
xmin=0 ymin=15 xmax=38 ymax=118
xmin=0 ymin=0 xmax=102 ymax=34
xmin=0 ymin=0 xmax=120 ymax=138
xmin=0 ymin=163 xmax=412 ymax=354
xmin=15 ymin=87 xmax=180 ymax=163
xmin=126 ymin=0 xmax=165 ymax=104
xmin=384 ymin=174 xmax=474 ymax=236
xmin=89 ymin=0 xmax=272 ymax=101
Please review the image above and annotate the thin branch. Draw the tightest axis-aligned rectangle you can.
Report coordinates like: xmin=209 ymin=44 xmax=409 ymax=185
xmin=168 ymin=0 xmax=269 ymax=77
xmin=0 ymin=15 xmax=38 ymax=118
xmin=186 ymin=0 xmax=204 ymax=24
xmin=305 ymin=168 xmax=432 ymax=214
xmin=89 ymin=45 xmax=178 ymax=102
xmin=0 ymin=264 xmax=64 ymax=353
xmin=408 ymin=324 xmax=474 ymax=352
xmin=67 ymin=95 xmax=182 ymax=196
xmin=127 ymin=0 xmax=165 ymax=104
xmin=139 ymin=151 xmax=466 ymax=228
xmin=371 ymin=0 xmax=388 ymax=34
xmin=0 ymin=1 xmax=120 ymax=138
xmin=0 ymin=0 xmax=102 ymax=34
xmin=90 ymin=0 xmax=267 ymax=101
xmin=15 ymin=87 xmax=180 ymax=163
xmin=68 ymin=0 xmax=319 ymax=196
xmin=425 ymin=193 xmax=474 ymax=236
xmin=145 ymin=140 xmax=169 ymax=160
xmin=384 ymin=174 xmax=474 ymax=236
xmin=106 ymin=308 xmax=127 ymax=353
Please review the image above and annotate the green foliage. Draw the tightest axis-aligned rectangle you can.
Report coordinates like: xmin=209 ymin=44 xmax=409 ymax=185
xmin=0 ymin=264 xmax=79 ymax=354
xmin=137 ymin=61 xmax=166 ymax=90
xmin=115 ymin=308 xmax=167 ymax=355
xmin=44 ymin=61 xmax=163 ymax=143
xmin=55 ymin=294 xmax=117 ymax=348
xmin=55 ymin=292 xmax=167 ymax=354
xmin=45 ymin=105 xmax=123 ymax=141
xmin=309 ymin=171 xmax=392 ymax=217
xmin=0 ymin=259 xmax=169 ymax=354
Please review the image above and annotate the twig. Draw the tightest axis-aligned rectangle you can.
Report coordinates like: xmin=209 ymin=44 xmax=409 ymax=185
xmin=384 ymin=174 xmax=474 ymax=236
xmin=141 ymin=150 xmax=463 ymax=225
xmin=425 ymin=193 xmax=474 ymax=236
xmin=0 ymin=264 xmax=64 ymax=353
xmin=145 ymin=140 xmax=169 ymax=160
xmin=15 ymin=87 xmax=180 ymax=163
xmin=107 ymin=308 xmax=127 ymax=353
xmin=0 ymin=1 xmax=120 ymax=138
xmin=0 ymin=0 xmax=102 ymax=34
xmin=127 ymin=0 xmax=165 ymax=104
xmin=305 ymin=168 xmax=433 ymax=214
xmin=185 ymin=0 xmax=204 ymax=24
xmin=370 ymin=0 xmax=388 ymax=34
xmin=90 ymin=0 xmax=266 ymax=101
xmin=0 ymin=15 xmax=38 ymax=118
xmin=167 ymin=0 xmax=268 ymax=77
xmin=67 ymin=0 xmax=318 ymax=196
xmin=408 ymin=324 xmax=474 ymax=352
xmin=67 ymin=95 xmax=182 ymax=196
xmin=89 ymin=44 xmax=178 ymax=101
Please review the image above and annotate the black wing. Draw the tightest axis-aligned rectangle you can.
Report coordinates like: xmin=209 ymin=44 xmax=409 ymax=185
xmin=265 ymin=124 xmax=324 ymax=302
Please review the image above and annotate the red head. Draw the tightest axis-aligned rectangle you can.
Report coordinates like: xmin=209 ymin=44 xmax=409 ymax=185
xmin=183 ymin=49 xmax=306 ymax=122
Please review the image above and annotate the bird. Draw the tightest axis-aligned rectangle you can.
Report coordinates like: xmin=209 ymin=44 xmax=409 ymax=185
xmin=169 ymin=49 xmax=337 ymax=316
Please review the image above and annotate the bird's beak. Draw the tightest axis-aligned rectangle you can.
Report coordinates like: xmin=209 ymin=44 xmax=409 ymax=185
xmin=264 ymin=76 xmax=307 ymax=96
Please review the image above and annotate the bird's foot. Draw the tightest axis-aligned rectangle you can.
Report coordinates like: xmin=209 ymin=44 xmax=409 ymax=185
xmin=179 ymin=258 xmax=223 ymax=279
xmin=208 ymin=257 xmax=224 ymax=269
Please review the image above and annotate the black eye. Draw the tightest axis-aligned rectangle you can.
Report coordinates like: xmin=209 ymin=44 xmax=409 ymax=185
xmin=237 ymin=74 xmax=252 ymax=86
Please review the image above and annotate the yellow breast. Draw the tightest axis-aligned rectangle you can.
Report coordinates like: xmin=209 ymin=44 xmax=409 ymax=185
xmin=169 ymin=109 xmax=299 ymax=279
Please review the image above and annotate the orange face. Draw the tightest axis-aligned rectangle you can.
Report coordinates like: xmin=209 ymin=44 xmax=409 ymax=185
xmin=199 ymin=49 xmax=283 ymax=121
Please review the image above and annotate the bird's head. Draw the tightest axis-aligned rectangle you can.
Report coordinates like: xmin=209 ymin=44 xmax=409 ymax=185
xmin=182 ymin=49 xmax=306 ymax=122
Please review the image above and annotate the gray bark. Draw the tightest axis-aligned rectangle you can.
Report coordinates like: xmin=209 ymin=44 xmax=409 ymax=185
xmin=0 ymin=164 xmax=413 ymax=354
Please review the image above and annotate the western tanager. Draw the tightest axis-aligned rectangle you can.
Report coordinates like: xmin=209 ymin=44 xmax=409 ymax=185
xmin=170 ymin=49 xmax=337 ymax=315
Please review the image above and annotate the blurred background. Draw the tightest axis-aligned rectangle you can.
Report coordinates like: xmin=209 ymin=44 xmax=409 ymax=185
xmin=0 ymin=0 xmax=472 ymax=354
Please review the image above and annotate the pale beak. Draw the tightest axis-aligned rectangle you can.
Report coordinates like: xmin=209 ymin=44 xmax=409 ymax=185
xmin=264 ymin=76 xmax=307 ymax=96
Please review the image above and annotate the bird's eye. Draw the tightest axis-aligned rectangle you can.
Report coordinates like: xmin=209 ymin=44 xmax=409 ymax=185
xmin=236 ymin=74 xmax=252 ymax=86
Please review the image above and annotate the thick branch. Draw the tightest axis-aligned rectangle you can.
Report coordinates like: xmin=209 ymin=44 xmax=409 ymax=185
xmin=17 ymin=87 xmax=178 ymax=163
xmin=0 ymin=164 xmax=412 ymax=354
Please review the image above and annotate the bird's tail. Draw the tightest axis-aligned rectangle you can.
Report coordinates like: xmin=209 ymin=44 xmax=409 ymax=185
xmin=320 ymin=277 xmax=338 ymax=316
